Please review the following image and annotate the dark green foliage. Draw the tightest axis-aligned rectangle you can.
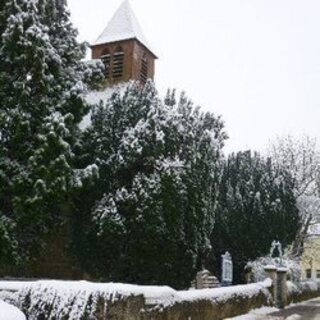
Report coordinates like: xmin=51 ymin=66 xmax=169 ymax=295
xmin=211 ymin=151 xmax=300 ymax=284
xmin=0 ymin=0 xmax=102 ymax=265
xmin=73 ymin=82 xmax=227 ymax=289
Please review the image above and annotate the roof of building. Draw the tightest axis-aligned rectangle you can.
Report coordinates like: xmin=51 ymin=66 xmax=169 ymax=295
xmin=92 ymin=0 xmax=155 ymax=56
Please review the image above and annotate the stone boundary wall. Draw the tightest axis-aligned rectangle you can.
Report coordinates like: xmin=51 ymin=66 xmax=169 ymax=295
xmin=1 ymin=279 xmax=319 ymax=319
xmin=0 ymin=280 xmax=272 ymax=320
xmin=143 ymin=282 xmax=272 ymax=320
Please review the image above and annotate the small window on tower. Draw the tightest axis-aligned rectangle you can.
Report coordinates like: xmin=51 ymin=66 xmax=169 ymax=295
xmin=112 ymin=45 xmax=124 ymax=79
xmin=100 ymin=48 xmax=111 ymax=79
xmin=140 ymin=53 xmax=148 ymax=84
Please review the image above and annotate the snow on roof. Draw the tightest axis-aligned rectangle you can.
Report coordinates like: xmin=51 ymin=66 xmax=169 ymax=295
xmin=93 ymin=0 xmax=154 ymax=54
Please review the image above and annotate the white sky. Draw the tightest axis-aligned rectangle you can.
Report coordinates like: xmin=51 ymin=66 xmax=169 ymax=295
xmin=68 ymin=0 xmax=320 ymax=153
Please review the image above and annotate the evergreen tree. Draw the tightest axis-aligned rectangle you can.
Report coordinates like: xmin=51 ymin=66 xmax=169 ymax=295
xmin=0 ymin=141 xmax=19 ymax=266
xmin=74 ymin=82 xmax=227 ymax=289
xmin=211 ymin=151 xmax=300 ymax=284
xmin=0 ymin=0 xmax=102 ymax=265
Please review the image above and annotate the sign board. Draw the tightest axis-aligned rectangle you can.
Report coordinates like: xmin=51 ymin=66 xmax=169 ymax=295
xmin=221 ymin=251 xmax=233 ymax=285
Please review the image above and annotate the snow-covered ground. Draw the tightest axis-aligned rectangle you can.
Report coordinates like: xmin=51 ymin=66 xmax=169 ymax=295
xmin=0 ymin=300 xmax=25 ymax=320
xmin=226 ymin=298 xmax=320 ymax=319
xmin=227 ymin=309 xmax=302 ymax=320
xmin=226 ymin=307 xmax=281 ymax=319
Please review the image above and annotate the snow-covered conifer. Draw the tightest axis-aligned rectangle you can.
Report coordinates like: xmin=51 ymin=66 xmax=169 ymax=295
xmin=0 ymin=0 xmax=102 ymax=262
xmin=212 ymin=151 xmax=299 ymax=284
xmin=75 ymin=82 xmax=227 ymax=288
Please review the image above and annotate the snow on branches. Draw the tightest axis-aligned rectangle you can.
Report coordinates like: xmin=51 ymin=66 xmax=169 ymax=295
xmin=75 ymin=81 xmax=227 ymax=288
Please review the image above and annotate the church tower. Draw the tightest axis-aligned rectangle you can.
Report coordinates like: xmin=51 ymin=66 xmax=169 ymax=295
xmin=91 ymin=0 xmax=157 ymax=85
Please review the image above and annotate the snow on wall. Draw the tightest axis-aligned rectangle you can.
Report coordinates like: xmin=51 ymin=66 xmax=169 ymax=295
xmin=0 ymin=279 xmax=272 ymax=305
xmin=0 ymin=280 xmax=176 ymax=319
xmin=0 ymin=279 xmax=272 ymax=320
xmin=145 ymin=280 xmax=273 ymax=320
xmin=177 ymin=279 xmax=272 ymax=304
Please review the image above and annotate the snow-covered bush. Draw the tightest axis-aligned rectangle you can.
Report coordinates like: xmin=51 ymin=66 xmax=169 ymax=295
xmin=246 ymin=256 xmax=302 ymax=283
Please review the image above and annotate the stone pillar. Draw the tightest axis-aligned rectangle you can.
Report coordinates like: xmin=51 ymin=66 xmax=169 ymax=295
xmin=264 ymin=265 xmax=277 ymax=302
xmin=276 ymin=267 xmax=288 ymax=308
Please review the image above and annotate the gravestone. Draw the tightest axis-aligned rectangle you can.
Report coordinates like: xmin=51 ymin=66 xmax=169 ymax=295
xmin=192 ymin=270 xmax=220 ymax=289
xmin=221 ymin=251 xmax=233 ymax=286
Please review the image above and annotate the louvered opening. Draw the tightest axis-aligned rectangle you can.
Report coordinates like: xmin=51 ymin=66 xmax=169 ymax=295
xmin=100 ymin=48 xmax=111 ymax=79
xmin=101 ymin=54 xmax=111 ymax=79
xmin=140 ymin=53 xmax=148 ymax=84
xmin=112 ymin=46 xmax=124 ymax=79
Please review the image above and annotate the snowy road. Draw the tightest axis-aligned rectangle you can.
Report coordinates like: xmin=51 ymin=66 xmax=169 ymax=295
xmin=228 ymin=297 xmax=320 ymax=320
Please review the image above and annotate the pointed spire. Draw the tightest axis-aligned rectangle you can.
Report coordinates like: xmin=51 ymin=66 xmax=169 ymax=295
xmin=93 ymin=0 xmax=154 ymax=55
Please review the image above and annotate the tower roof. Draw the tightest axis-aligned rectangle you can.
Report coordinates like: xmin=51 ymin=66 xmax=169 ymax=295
xmin=92 ymin=0 xmax=156 ymax=56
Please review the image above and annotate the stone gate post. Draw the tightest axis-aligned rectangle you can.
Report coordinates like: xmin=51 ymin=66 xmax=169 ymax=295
xmin=276 ymin=267 xmax=288 ymax=308
xmin=264 ymin=265 xmax=277 ymax=302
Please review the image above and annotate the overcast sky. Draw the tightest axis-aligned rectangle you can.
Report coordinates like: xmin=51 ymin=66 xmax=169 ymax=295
xmin=68 ymin=0 xmax=320 ymax=153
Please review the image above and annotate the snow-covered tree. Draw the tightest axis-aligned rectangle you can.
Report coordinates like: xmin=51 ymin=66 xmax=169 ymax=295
xmin=269 ymin=135 xmax=320 ymax=197
xmin=0 ymin=141 xmax=19 ymax=266
xmin=269 ymin=135 xmax=320 ymax=257
xmin=74 ymin=82 xmax=227 ymax=288
xmin=212 ymin=151 xmax=299 ymax=284
xmin=0 ymin=0 xmax=102 ymax=263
